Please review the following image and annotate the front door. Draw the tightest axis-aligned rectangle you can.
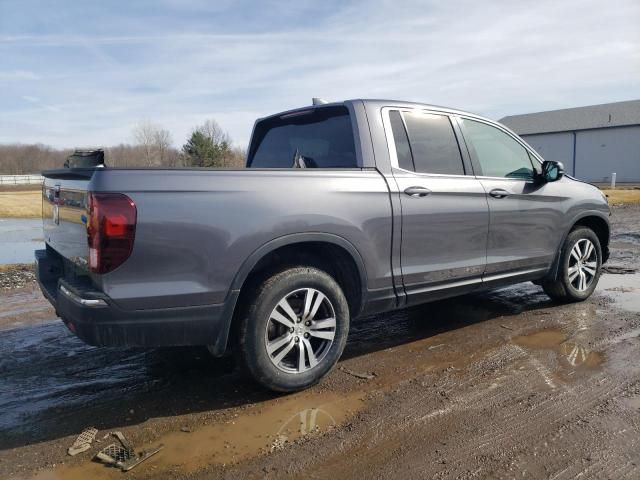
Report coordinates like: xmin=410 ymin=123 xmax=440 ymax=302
xmin=385 ymin=109 xmax=489 ymax=305
xmin=457 ymin=117 xmax=567 ymax=280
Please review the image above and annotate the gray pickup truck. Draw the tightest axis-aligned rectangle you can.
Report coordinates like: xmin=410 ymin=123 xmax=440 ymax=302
xmin=36 ymin=99 xmax=610 ymax=391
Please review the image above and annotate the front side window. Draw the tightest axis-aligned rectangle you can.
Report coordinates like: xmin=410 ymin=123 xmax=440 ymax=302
xmin=248 ymin=106 xmax=357 ymax=168
xmin=461 ymin=119 xmax=535 ymax=180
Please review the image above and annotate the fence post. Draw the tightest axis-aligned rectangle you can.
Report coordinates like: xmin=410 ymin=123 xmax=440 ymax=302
xmin=611 ymin=172 xmax=617 ymax=189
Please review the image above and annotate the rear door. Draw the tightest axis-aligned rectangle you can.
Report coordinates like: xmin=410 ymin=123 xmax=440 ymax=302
xmin=383 ymin=108 xmax=489 ymax=305
xmin=456 ymin=117 xmax=566 ymax=280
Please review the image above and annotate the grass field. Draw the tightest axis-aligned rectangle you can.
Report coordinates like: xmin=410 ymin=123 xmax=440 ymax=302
xmin=601 ymin=188 xmax=640 ymax=205
xmin=0 ymin=188 xmax=41 ymax=218
xmin=0 ymin=184 xmax=42 ymax=192
xmin=0 ymin=263 xmax=33 ymax=273
xmin=0 ymin=185 xmax=638 ymax=219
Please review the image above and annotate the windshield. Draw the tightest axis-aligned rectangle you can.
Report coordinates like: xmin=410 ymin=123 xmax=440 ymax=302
xmin=247 ymin=106 xmax=357 ymax=168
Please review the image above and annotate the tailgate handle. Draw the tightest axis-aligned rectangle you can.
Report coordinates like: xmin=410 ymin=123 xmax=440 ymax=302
xmin=404 ymin=186 xmax=431 ymax=198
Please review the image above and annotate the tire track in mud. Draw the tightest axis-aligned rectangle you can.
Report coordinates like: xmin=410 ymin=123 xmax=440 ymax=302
xmin=290 ymin=318 xmax=640 ymax=480
xmin=401 ymin=377 xmax=631 ymax=479
xmin=546 ymin=407 xmax=640 ymax=479
xmin=559 ymin=381 xmax=640 ymax=479
xmin=467 ymin=345 xmax=637 ymax=455
xmin=295 ymin=345 xmax=535 ymax=477
xmin=421 ymin=326 xmax=640 ymax=477
xmin=429 ymin=373 xmax=612 ymax=457
xmin=281 ymin=349 xmax=543 ymax=477
xmin=380 ymin=344 xmax=531 ymax=426
xmin=0 ymin=287 xmax=54 ymax=329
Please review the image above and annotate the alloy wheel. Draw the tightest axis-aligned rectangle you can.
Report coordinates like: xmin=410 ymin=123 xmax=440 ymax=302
xmin=568 ymin=238 xmax=598 ymax=291
xmin=264 ymin=288 xmax=337 ymax=374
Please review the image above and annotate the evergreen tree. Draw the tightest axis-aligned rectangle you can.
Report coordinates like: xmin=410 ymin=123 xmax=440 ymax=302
xmin=182 ymin=120 xmax=232 ymax=167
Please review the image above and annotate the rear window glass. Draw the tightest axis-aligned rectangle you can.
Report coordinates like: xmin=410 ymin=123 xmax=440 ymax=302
xmin=403 ymin=112 xmax=464 ymax=175
xmin=248 ymin=106 xmax=357 ymax=168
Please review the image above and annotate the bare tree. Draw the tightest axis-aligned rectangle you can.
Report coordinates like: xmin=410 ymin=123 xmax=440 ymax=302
xmin=133 ymin=120 xmax=158 ymax=166
xmin=153 ymin=128 xmax=173 ymax=166
xmin=199 ymin=119 xmax=231 ymax=147
xmin=0 ymin=141 xmax=182 ymax=173
xmin=0 ymin=144 xmax=72 ymax=173
xmin=132 ymin=120 xmax=175 ymax=167
xmin=0 ymin=118 xmax=242 ymax=174
xmin=226 ymin=145 xmax=247 ymax=168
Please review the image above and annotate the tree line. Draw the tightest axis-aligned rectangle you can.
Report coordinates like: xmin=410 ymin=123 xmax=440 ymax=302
xmin=0 ymin=119 xmax=246 ymax=174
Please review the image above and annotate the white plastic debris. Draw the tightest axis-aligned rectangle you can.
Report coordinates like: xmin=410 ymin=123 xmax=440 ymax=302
xmin=68 ymin=427 xmax=98 ymax=456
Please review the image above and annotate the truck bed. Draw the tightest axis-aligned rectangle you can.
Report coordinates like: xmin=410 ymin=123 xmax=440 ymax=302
xmin=39 ymin=167 xmax=395 ymax=348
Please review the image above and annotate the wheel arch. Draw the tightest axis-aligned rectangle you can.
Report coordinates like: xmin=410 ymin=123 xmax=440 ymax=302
xmin=209 ymin=233 xmax=368 ymax=356
xmin=572 ymin=215 xmax=610 ymax=260
xmin=545 ymin=211 xmax=610 ymax=282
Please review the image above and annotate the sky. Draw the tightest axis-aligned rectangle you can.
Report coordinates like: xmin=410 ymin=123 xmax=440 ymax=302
xmin=0 ymin=0 xmax=639 ymax=149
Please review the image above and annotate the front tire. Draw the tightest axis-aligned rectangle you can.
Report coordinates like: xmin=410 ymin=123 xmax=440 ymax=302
xmin=237 ymin=267 xmax=350 ymax=392
xmin=542 ymin=227 xmax=602 ymax=302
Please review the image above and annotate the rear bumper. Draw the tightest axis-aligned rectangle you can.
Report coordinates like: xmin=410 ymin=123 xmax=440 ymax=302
xmin=35 ymin=249 xmax=238 ymax=354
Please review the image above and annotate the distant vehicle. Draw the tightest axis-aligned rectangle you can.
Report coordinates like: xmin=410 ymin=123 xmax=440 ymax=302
xmin=36 ymin=99 xmax=610 ymax=392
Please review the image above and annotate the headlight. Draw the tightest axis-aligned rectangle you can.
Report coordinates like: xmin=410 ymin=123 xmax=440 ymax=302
xmin=600 ymin=190 xmax=608 ymax=204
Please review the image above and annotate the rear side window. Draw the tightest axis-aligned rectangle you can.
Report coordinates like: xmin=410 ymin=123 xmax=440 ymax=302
xmin=248 ymin=106 xmax=357 ymax=168
xmin=389 ymin=111 xmax=414 ymax=171
xmin=400 ymin=112 xmax=465 ymax=175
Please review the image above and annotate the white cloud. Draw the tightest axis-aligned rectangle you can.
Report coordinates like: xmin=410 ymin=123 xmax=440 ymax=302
xmin=0 ymin=70 xmax=40 ymax=81
xmin=0 ymin=0 xmax=638 ymax=148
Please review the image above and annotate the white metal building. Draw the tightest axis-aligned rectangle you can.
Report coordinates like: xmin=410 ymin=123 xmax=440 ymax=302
xmin=500 ymin=100 xmax=640 ymax=183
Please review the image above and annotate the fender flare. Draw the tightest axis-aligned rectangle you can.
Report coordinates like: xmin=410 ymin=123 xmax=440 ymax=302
xmin=231 ymin=232 xmax=368 ymax=294
xmin=545 ymin=210 xmax=610 ymax=282
xmin=208 ymin=233 xmax=369 ymax=356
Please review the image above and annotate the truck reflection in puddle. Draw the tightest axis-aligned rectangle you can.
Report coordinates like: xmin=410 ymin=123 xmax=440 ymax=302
xmin=559 ymin=342 xmax=603 ymax=368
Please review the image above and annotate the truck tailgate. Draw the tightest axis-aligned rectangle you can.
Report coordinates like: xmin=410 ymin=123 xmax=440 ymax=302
xmin=42 ymin=170 xmax=92 ymax=269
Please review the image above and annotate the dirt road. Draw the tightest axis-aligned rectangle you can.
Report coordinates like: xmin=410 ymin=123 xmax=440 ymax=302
xmin=1 ymin=206 xmax=639 ymax=479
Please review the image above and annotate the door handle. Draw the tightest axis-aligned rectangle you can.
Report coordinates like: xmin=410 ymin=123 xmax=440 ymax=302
xmin=404 ymin=186 xmax=431 ymax=197
xmin=489 ymin=188 xmax=510 ymax=199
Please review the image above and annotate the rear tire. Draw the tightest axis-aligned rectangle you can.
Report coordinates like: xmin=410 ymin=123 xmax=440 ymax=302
xmin=236 ymin=267 xmax=350 ymax=392
xmin=542 ymin=227 xmax=602 ymax=303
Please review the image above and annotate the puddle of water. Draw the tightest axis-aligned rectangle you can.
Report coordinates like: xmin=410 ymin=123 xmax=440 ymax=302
xmin=4 ymin=280 xmax=576 ymax=479
xmin=0 ymin=218 xmax=43 ymax=264
xmin=558 ymin=342 xmax=603 ymax=368
xmin=513 ymin=329 xmax=603 ymax=369
xmin=0 ymin=321 xmax=220 ymax=444
xmin=347 ymin=282 xmax=550 ymax=357
xmin=156 ymin=392 xmax=363 ymax=470
xmin=29 ymin=391 xmax=364 ymax=480
xmin=512 ymin=330 xmax=566 ymax=349
xmin=0 ymin=281 xmax=546 ymax=449
xmin=597 ymin=273 xmax=640 ymax=312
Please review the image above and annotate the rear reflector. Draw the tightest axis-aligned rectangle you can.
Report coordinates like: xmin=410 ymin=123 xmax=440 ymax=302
xmin=87 ymin=193 xmax=136 ymax=274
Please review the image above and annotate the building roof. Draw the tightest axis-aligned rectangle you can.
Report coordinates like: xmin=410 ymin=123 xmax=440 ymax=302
xmin=499 ymin=99 xmax=640 ymax=135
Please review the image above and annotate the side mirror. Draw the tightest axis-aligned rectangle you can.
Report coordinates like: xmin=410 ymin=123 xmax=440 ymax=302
xmin=541 ymin=160 xmax=564 ymax=182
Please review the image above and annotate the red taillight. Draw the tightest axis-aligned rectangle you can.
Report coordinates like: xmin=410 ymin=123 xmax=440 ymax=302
xmin=87 ymin=193 xmax=137 ymax=274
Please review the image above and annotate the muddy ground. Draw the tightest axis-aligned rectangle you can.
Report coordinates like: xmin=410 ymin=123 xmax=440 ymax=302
xmin=1 ymin=205 xmax=639 ymax=480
